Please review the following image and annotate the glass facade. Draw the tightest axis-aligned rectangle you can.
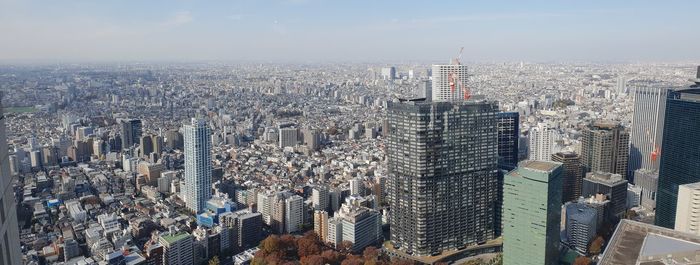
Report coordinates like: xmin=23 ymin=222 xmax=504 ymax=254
xmin=656 ymin=88 xmax=700 ymax=228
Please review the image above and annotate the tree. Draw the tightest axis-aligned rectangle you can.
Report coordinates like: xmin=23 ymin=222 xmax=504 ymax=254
xmin=301 ymin=255 xmax=326 ymax=265
xmin=340 ymin=254 xmax=364 ymax=265
xmin=280 ymin=234 xmax=297 ymax=252
xmin=321 ymin=249 xmax=343 ymax=265
xmin=362 ymin=247 xmax=379 ymax=262
xmin=297 ymin=237 xmax=322 ymax=258
xmin=208 ymin=256 xmax=220 ymax=265
xmin=338 ymin=240 xmax=354 ymax=254
xmin=589 ymin=236 xmax=605 ymax=255
xmin=260 ymin=235 xmax=282 ymax=254
xmin=573 ymin=256 xmax=592 ymax=265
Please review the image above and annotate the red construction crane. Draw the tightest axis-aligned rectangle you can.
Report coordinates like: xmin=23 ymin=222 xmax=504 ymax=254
xmin=448 ymin=47 xmax=470 ymax=100
xmin=646 ymin=129 xmax=661 ymax=162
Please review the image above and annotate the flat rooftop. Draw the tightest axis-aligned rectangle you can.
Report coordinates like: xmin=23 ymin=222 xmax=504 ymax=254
xmin=520 ymin=160 xmax=560 ymax=172
xmin=600 ymin=220 xmax=700 ymax=264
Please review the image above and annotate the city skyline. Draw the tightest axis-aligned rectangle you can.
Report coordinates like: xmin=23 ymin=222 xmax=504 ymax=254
xmin=1 ymin=0 xmax=700 ymax=63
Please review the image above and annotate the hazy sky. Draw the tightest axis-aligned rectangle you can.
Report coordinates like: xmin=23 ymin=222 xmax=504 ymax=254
xmin=1 ymin=0 xmax=699 ymax=63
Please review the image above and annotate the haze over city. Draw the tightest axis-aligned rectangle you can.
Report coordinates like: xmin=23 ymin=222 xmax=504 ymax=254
xmin=1 ymin=0 xmax=700 ymax=62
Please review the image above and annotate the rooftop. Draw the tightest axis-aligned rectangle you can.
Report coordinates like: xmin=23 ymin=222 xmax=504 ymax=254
xmin=520 ymin=160 xmax=560 ymax=172
xmin=160 ymin=231 xmax=190 ymax=245
xmin=600 ymin=220 xmax=700 ymax=264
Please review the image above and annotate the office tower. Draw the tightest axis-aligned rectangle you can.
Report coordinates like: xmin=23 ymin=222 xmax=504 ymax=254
xmin=674 ymin=182 xmax=700 ymax=235
xmin=552 ymin=152 xmax=585 ymax=203
xmin=381 ymin=66 xmax=396 ymax=80
xmin=431 ymin=64 xmax=468 ymax=102
xmin=165 ymin=129 xmax=184 ymax=150
xmin=313 ymin=210 xmax=328 ymax=241
xmin=373 ymin=176 xmax=386 ymax=207
xmin=140 ymin=134 xmax=154 ymax=157
xmin=183 ymin=118 xmax=212 ymax=213
xmin=502 ymin=161 xmax=562 ymax=265
xmin=312 ymin=186 xmax=329 ymax=211
xmin=120 ymin=119 xmax=143 ymax=150
xmin=629 ymin=87 xmax=670 ymax=179
xmin=285 ymin=195 xmax=304 ymax=234
xmin=0 ymin=94 xmax=22 ymax=265
xmin=349 ymin=178 xmax=362 ymax=196
xmin=582 ymin=171 xmax=628 ymax=220
xmin=580 ymin=121 xmax=630 ymax=179
xmin=257 ymin=191 xmax=273 ymax=225
xmin=159 ymin=230 xmax=194 ymax=265
xmin=635 ymin=168 xmax=658 ymax=210
xmin=152 ymin=135 xmax=163 ymax=154
xmin=564 ymin=203 xmax=598 ymax=254
xmin=528 ymin=123 xmax=559 ymax=161
xmin=497 ymin=112 xmax=520 ymax=170
xmin=278 ymin=127 xmax=298 ymax=148
xmin=220 ymin=210 xmax=263 ymax=252
xmin=327 ymin=204 xmax=382 ymax=252
xmin=386 ymin=99 xmax=499 ymax=256
xmin=656 ymin=81 xmax=700 ymax=228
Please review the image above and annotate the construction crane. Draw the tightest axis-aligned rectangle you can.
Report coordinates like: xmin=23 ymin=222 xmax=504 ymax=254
xmin=448 ymin=47 xmax=471 ymax=100
xmin=646 ymin=129 xmax=661 ymax=162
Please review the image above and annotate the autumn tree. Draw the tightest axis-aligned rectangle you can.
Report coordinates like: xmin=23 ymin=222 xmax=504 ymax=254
xmin=208 ymin=256 xmax=220 ymax=265
xmin=301 ymin=255 xmax=326 ymax=265
xmin=589 ymin=236 xmax=605 ymax=255
xmin=573 ymin=256 xmax=592 ymax=265
xmin=340 ymin=254 xmax=364 ymax=265
xmin=321 ymin=249 xmax=343 ymax=265
xmin=260 ymin=235 xmax=282 ymax=254
xmin=297 ymin=237 xmax=322 ymax=258
xmin=338 ymin=240 xmax=354 ymax=254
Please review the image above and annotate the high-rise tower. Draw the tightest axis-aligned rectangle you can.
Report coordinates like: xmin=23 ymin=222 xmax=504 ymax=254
xmin=431 ymin=64 xmax=469 ymax=102
xmin=655 ymin=72 xmax=700 ymax=228
xmin=0 ymin=93 xmax=22 ymax=265
xmin=120 ymin=119 xmax=143 ymax=150
xmin=629 ymin=86 xmax=670 ymax=180
xmin=528 ymin=123 xmax=559 ymax=161
xmin=184 ymin=118 xmax=212 ymax=213
xmin=386 ymin=98 xmax=499 ymax=256
xmin=580 ymin=121 xmax=630 ymax=179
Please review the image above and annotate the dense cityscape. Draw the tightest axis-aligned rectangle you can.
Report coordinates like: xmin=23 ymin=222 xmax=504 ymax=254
xmin=2 ymin=1 xmax=700 ymax=265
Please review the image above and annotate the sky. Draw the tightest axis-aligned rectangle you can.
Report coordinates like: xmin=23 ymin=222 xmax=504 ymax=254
xmin=0 ymin=0 xmax=699 ymax=63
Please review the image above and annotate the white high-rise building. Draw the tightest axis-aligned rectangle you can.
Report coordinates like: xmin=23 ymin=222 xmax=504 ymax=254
xmin=312 ymin=186 xmax=329 ymax=211
xmin=675 ymin=182 xmax=700 ymax=235
xmin=431 ymin=64 xmax=469 ymax=102
xmin=349 ymin=178 xmax=362 ymax=196
xmin=184 ymin=118 xmax=212 ymax=213
xmin=529 ymin=123 xmax=560 ymax=161
xmin=0 ymin=94 xmax=22 ymax=265
xmin=285 ymin=195 xmax=304 ymax=233
xmin=629 ymin=87 xmax=669 ymax=179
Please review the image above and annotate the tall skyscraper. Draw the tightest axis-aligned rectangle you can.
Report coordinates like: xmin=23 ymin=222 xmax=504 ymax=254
xmin=655 ymin=80 xmax=700 ymax=229
xmin=0 ymin=94 xmax=22 ymax=265
xmin=674 ymin=182 xmax=700 ymax=235
xmin=311 ymin=185 xmax=329 ymax=211
xmin=580 ymin=121 xmax=630 ymax=179
xmin=386 ymin=98 xmax=499 ymax=256
xmin=284 ymin=195 xmax=303 ymax=234
xmin=528 ymin=123 xmax=559 ymax=161
xmin=497 ymin=112 xmax=520 ymax=171
xmin=313 ymin=210 xmax=328 ymax=242
xmin=431 ymin=64 xmax=469 ymax=102
xmin=552 ymin=152 xmax=585 ymax=203
xmin=184 ymin=118 xmax=212 ymax=213
xmin=503 ymin=160 xmax=562 ymax=265
xmin=629 ymin=87 xmax=670 ymax=180
xmin=120 ymin=119 xmax=142 ymax=150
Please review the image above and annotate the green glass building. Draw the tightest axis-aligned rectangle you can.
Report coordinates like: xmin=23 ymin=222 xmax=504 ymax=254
xmin=503 ymin=160 xmax=563 ymax=265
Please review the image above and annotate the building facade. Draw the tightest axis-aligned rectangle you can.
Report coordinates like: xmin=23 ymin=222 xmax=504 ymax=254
xmin=656 ymin=87 xmax=700 ymax=229
xmin=564 ymin=202 xmax=598 ymax=254
xmin=582 ymin=172 xmax=628 ymax=221
xmin=184 ymin=118 xmax=213 ymax=213
xmin=674 ymin=182 xmax=700 ymax=235
xmin=431 ymin=64 xmax=469 ymax=102
xmin=629 ymin=86 xmax=669 ymax=180
xmin=580 ymin=122 xmax=630 ymax=179
xmin=0 ymin=94 xmax=22 ymax=265
xmin=528 ymin=123 xmax=559 ymax=161
xmin=552 ymin=152 xmax=585 ymax=203
xmin=386 ymin=99 xmax=499 ymax=256
xmin=503 ymin=161 xmax=562 ymax=265
xmin=497 ymin=112 xmax=520 ymax=171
